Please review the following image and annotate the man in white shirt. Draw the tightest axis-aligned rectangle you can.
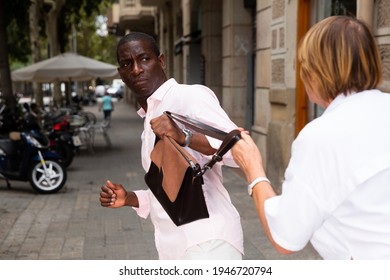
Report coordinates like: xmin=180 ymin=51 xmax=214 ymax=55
xmin=99 ymin=32 xmax=243 ymax=260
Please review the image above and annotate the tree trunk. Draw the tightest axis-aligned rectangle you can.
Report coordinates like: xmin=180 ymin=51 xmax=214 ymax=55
xmin=0 ymin=0 xmax=17 ymax=110
xmin=44 ymin=0 xmax=66 ymax=107
xmin=29 ymin=0 xmax=44 ymax=107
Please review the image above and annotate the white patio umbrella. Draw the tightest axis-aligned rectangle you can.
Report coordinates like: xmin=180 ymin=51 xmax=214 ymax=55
xmin=11 ymin=52 xmax=120 ymax=82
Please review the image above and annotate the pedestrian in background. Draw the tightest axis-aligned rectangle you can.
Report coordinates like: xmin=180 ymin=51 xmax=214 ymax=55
xmin=99 ymin=90 xmax=114 ymax=126
xmin=231 ymin=15 xmax=390 ymax=259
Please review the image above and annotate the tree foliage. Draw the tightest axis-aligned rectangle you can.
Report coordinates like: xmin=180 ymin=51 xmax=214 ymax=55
xmin=59 ymin=0 xmax=117 ymax=62
xmin=1 ymin=0 xmax=118 ymax=110
xmin=4 ymin=0 xmax=31 ymax=64
xmin=8 ymin=0 xmax=117 ymax=67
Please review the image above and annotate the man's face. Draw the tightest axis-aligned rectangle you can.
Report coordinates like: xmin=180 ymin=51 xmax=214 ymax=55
xmin=117 ymin=40 xmax=166 ymax=105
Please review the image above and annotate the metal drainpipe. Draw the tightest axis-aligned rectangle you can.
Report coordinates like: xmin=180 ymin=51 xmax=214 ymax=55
xmin=245 ymin=0 xmax=256 ymax=132
xmin=245 ymin=52 xmax=254 ymax=131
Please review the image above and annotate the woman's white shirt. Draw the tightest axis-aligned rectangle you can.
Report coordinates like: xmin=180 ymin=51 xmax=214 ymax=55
xmin=264 ymin=89 xmax=390 ymax=259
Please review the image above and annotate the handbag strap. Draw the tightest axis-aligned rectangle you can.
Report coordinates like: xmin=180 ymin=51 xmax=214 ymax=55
xmin=164 ymin=111 xmax=241 ymax=176
xmin=201 ymin=129 xmax=241 ymax=175
xmin=164 ymin=111 xmax=227 ymax=140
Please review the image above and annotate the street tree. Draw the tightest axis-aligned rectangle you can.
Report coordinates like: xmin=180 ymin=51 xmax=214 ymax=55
xmin=1 ymin=0 xmax=116 ymax=109
xmin=0 ymin=0 xmax=31 ymax=110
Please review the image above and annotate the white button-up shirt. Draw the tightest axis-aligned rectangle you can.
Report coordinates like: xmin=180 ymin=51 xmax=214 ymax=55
xmin=132 ymin=78 xmax=243 ymax=259
xmin=265 ymin=89 xmax=390 ymax=259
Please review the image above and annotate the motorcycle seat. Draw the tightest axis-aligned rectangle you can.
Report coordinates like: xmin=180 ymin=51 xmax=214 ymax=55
xmin=9 ymin=132 xmax=21 ymax=141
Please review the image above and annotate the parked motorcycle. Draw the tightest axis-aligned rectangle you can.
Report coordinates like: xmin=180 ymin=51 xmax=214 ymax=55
xmin=44 ymin=114 xmax=79 ymax=168
xmin=0 ymin=128 xmax=67 ymax=194
xmin=0 ymin=101 xmax=67 ymax=193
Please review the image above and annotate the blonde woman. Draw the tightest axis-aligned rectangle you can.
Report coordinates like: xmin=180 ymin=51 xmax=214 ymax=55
xmin=232 ymin=15 xmax=390 ymax=259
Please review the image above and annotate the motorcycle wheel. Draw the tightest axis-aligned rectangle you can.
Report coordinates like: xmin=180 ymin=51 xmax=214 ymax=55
xmin=29 ymin=160 xmax=67 ymax=194
xmin=55 ymin=142 xmax=74 ymax=168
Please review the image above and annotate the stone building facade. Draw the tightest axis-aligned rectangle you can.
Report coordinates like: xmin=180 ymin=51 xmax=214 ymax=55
xmin=110 ymin=0 xmax=390 ymax=191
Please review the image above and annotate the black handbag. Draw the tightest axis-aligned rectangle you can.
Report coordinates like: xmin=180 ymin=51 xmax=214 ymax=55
xmin=144 ymin=111 xmax=241 ymax=226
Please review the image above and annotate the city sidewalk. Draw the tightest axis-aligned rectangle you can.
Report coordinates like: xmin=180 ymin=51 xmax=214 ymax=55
xmin=0 ymin=99 xmax=320 ymax=260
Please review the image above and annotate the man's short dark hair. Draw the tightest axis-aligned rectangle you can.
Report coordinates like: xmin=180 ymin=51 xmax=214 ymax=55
xmin=116 ymin=32 xmax=160 ymax=63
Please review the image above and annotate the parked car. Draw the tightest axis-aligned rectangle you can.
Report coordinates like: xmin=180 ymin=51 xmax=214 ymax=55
xmin=107 ymin=84 xmax=124 ymax=99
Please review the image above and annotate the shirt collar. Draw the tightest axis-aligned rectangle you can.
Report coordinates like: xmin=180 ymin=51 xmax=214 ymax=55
xmin=323 ymin=91 xmax=356 ymax=115
xmin=137 ymin=78 xmax=177 ymax=118
xmin=323 ymin=94 xmax=347 ymax=113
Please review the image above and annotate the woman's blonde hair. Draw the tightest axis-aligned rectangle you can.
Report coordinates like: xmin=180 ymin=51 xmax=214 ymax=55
xmin=298 ymin=16 xmax=382 ymax=101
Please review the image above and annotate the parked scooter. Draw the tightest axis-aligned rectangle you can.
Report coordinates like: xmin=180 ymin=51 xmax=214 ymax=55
xmin=0 ymin=103 xmax=67 ymax=194
xmin=0 ymin=129 xmax=67 ymax=194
